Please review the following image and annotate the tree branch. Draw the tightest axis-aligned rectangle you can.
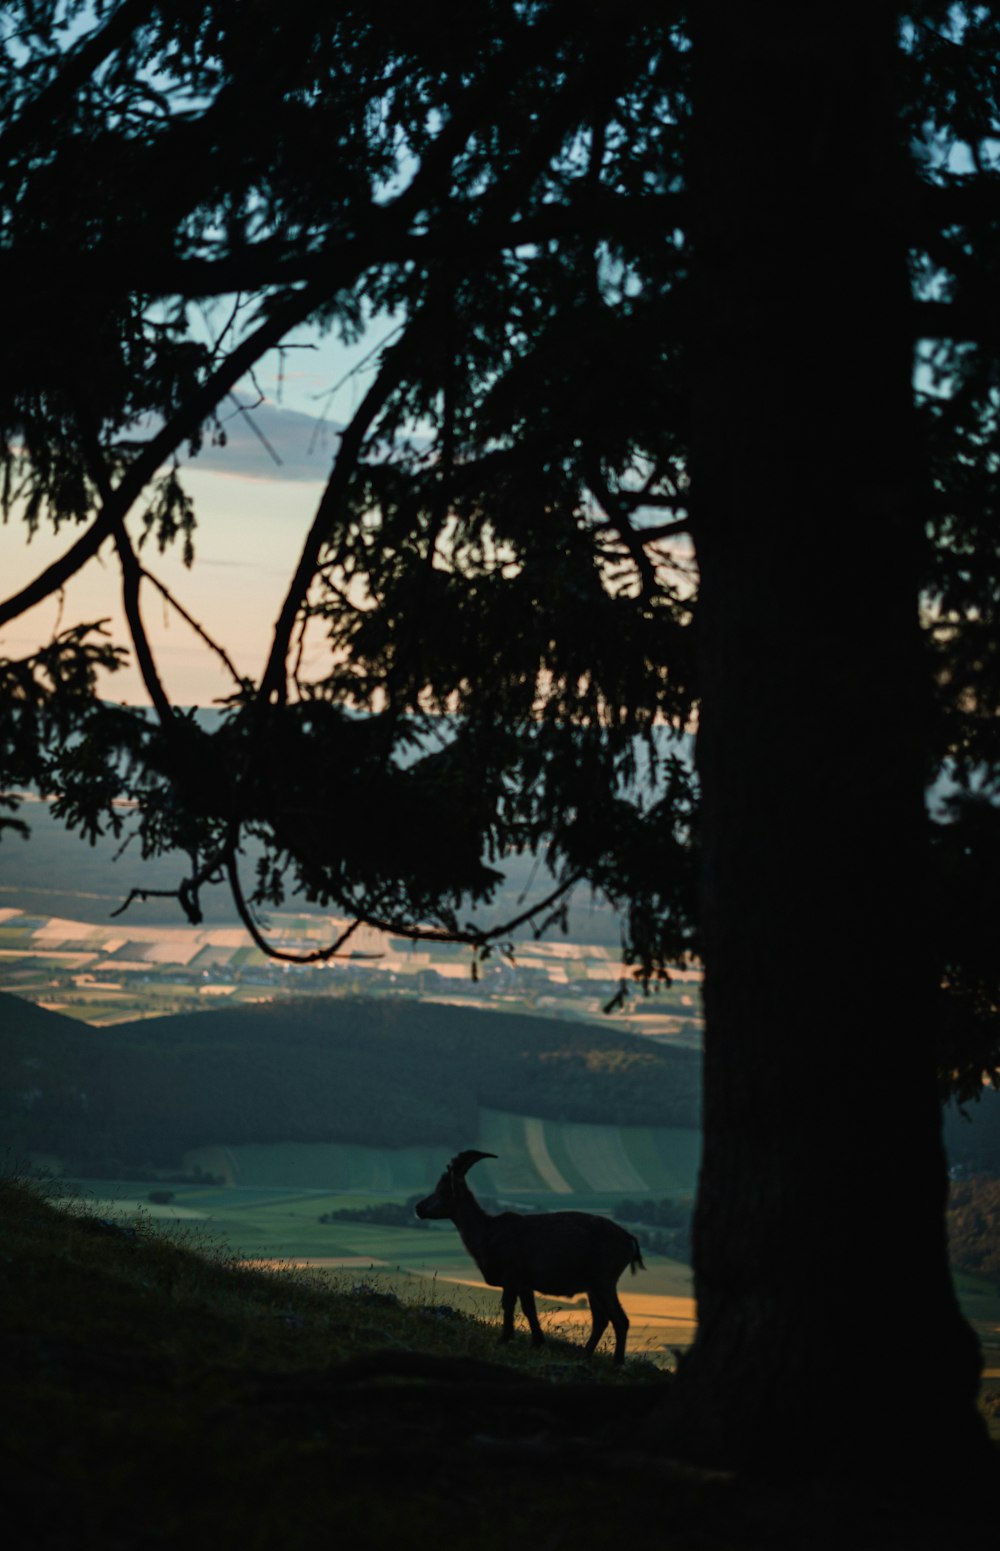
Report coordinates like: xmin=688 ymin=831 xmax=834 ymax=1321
xmin=257 ymin=320 xmax=422 ymax=704
xmin=224 ymin=844 xmax=373 ymax=962
xmin=111 ymin=522 xmax=174 ymax=724
xmin=913 ymin=298 xmax=1000 ymax=343
xmin=585 ymin=457 xmax=659 ymax=597
xmin=0 ymin=288 xmax=329 ymax=629
xmin=138 ymin=566 xmax=247 ymax=691
xmin=72 ymin=402 xmax=175 ymax=723
xmin=0 ymin=193 xmax=684 ymax=302
xmin=223 ymin=824 xmax=586 ymax=965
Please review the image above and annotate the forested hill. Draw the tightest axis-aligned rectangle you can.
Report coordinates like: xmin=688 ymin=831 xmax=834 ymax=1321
xmin=0 ymin=993 xmax=701 ymax=1169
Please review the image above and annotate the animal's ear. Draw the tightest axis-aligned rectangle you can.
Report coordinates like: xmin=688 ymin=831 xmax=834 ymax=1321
xmin=449 ymin=1150 xmax=498 ymax=1178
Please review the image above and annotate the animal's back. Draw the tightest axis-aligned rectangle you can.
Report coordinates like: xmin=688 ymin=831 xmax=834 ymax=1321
xmin=481 ymin=1210 xmax=642 ymax=1297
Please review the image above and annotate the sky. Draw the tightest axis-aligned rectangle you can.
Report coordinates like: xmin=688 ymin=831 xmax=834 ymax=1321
xmin=0 ymin=330 xmax=380 ymax=707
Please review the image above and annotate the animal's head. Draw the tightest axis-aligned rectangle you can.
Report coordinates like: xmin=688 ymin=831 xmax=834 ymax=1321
xmin=414 ymin=1150 xmax=497 ymax=1219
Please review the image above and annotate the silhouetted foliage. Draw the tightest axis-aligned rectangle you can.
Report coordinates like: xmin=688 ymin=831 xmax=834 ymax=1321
xmin=321 ymin=1194 xmax=431 ymax=1228
xmin=0 ymin=4 xmax=997 ymax=1099
xmin=0 ymin=0 xmax=700 ymax=997
xmin=614 ymin=1195 xmax=691 ymax=1229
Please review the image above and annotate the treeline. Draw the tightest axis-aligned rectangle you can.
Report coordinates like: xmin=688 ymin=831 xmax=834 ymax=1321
xmin=320 ymin=1195 xmax=430 ymax=1229
xmin=612 ymin=1196 xmax=693 ymax=1261
xmin=0 ymin=992 xmax=701 ymax=1170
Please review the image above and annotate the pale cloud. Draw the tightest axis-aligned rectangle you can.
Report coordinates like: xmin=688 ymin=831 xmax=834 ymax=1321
xmin=178 ymin=399 xmax=342 ymax=484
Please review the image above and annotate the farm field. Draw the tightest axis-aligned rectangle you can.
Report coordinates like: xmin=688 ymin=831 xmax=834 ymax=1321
xmin=0 ymin=897 xmax=704 ymax=1045
xmin=179 ymin=1113 xmax=702 ymax=1199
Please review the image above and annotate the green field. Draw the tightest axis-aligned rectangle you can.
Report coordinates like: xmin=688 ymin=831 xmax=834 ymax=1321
xmin=178 ymin=1110 xmax=702 ymax=1201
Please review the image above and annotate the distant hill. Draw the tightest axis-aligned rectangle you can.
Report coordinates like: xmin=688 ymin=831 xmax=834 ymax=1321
xmin=0 ymin=793 xmax=624 ymax=942
xmin=0 ymin=991 xmax=701 ymax=1171
xmin=5 ymin=988 xmax=998 ymax=1181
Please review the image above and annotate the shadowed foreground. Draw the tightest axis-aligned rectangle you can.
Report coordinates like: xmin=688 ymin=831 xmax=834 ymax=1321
xmin=1 ymin=1175 xmax=994 ymax=1550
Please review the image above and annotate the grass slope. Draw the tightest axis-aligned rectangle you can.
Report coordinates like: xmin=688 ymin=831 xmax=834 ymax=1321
xmin=4 ymin=1171 xmax=996 ymax=1551
xmin=0 ymin=1170 xmax=713 ymax=1551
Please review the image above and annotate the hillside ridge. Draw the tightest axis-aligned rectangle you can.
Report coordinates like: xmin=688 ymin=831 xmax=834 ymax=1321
xmin=0 ymin=991 xmax=701 ymax=1169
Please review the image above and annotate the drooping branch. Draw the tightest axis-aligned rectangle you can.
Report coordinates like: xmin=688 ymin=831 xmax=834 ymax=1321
xmin=111 ymin=521 xmax=174 ymax=724
xmin=221 ymin=819 xmax=587 ymax=965
xmin=224 ymin=841 xmax=373 ymax=962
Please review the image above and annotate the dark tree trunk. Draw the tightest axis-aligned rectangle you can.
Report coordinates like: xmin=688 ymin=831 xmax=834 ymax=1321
xmin=683 ymin=4 xmax=988 ymax=1480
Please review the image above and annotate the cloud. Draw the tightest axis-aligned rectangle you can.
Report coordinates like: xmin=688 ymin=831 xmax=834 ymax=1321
xmin=178 ymin=399 xmax=343 ymax=483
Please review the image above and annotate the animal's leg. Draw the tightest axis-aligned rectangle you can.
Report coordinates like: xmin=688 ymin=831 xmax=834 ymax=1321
xmin=607 ymin=1290 xmax=630 ymax=1365
xmin=583 ymin=1290 xmax=610 ymax=1359
xmin=499 ymin=1285 xmax=517 ymax=1343
xmin=519 ymin=1287 xmax=545 ymax=1347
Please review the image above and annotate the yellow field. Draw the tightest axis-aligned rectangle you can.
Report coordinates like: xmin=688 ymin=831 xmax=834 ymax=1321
xmin=246 ymin=1254 xmax=697 ymax=1363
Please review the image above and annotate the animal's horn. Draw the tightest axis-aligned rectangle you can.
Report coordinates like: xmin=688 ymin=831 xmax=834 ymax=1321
xmin=449 ymin=1150 xmax=498 ymax=1177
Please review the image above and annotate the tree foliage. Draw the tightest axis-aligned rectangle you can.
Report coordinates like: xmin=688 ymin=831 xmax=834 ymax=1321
xmin=1 ymin=1 xmax=999 ymax=1100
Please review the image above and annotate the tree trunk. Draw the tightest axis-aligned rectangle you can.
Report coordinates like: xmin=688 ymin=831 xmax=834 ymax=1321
xmin=683 ymin=3 xmax=987 ymax=1481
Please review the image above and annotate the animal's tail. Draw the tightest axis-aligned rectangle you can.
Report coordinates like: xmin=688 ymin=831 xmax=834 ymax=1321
xmin=629 ymin=1236 xmax=645 ymax=1274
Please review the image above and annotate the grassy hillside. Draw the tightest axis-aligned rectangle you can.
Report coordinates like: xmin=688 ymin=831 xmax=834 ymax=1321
xmin=0 ymin=990 xmax=701 ymax=1169
xmin=0 ymin=1171 xmax=671 ymax=1550
xmin=3 ymin=1170 xmax=996 ymax=1551
xmin=45 ymin=1173 xmax=704 ymax=1361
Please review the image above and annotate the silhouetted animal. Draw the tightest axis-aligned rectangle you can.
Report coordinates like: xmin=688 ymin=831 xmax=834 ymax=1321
xmin=415 ymin=1149 xmax=644 ymax=1364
